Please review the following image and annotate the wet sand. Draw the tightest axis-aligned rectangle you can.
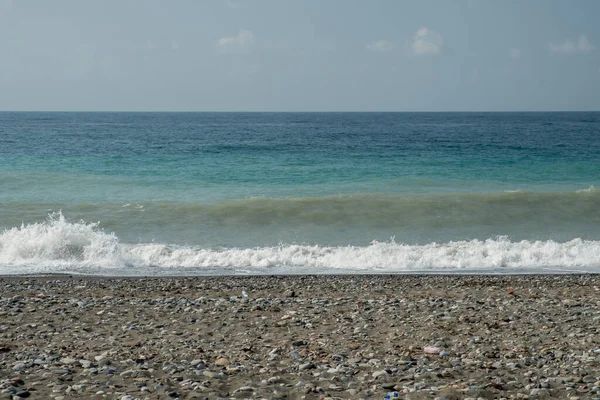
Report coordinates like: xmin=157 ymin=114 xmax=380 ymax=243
xmin=1 ymin=274 xmax=600 ymax=399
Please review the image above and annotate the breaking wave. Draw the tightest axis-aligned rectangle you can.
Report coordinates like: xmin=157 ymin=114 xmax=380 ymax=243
xmin=0 ymin=212 xmax=599 ymax=275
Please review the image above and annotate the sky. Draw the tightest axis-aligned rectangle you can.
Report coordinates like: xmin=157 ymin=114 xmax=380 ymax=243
xmin=0 ymin=0 xmax=599 ymax=111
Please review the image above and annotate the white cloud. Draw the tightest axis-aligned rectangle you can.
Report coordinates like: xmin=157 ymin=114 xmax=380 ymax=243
xmin=217 ymin=30 xmax=255 ymax=53
xmin=548 ymin=35 xmax=594 ymax=54
xmin=412 ymin=27 xmax=443 ymax=55
xmin=508 ymin=47 xmax=521 ymax=59
xmin=366 ymin=40 xmax=394 ymax=52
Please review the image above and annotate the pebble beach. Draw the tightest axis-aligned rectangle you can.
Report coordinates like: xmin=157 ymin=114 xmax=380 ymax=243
xmin=1 ymin=274 xmax=600 ymax=400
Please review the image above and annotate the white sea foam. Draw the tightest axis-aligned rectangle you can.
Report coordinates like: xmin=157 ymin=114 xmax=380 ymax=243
xmin=576 ymin=185 xmax=597 ymax=193
xmin=0 ymin=212 xmax=599 ymax=275
xmin=0 ymin=213 xmax=121 ymax=271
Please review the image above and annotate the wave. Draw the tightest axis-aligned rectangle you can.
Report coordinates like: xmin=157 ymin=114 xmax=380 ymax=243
xmin=576 ymin=185 xmax=597 ymax=193
xmin=3 ymin=189 xmax=600 ymax=229
xmin=0 ymin=212 xmax=599 ymax=275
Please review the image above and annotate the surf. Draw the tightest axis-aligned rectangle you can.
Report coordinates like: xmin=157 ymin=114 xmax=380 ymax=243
xmin=1 ymin=212 xmax=599 ymax=275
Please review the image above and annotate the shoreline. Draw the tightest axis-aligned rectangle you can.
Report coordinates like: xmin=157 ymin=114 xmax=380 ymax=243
xmin=1 ymin=274 xmax=600 ymax=399
xmin=1 ymin=269 xmax=598 ymax=279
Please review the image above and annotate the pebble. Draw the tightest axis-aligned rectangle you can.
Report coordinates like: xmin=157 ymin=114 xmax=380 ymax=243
xmin=372 ymin=370 xmax=388 ymax=378
xmin=1 ymin=275 xmax=600 ymax=400
xmin=11 ymin=378 xmax=24 ymax=386
xmin=215 ymin=357 xmax=229 ymax=366
xmin=202 ymin=371 xmax=223 ymax=379
xmin=12 ymin=363 xmax=27 ymax=371
xmin=234 ymin=386 xmax=255 ymax=393
xmin=424 ymin=346 xmax=443 ymax=354
xmin=299 ymin=362 xmax=315 ymax=370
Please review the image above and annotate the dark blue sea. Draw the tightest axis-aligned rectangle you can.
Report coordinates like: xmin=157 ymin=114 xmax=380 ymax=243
xmin=1 ymin=112 xmax=599 ymax=275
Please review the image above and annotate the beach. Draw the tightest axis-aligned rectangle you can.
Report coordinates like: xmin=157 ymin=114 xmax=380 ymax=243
xmin=2 ymin=2 xmax=600 ymax=399
xmin=1 ymin=274 xmax=600 ymax=399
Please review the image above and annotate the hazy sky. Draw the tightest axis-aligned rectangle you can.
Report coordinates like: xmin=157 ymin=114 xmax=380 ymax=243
xmin=1 ymin=0 xmax=599 ymax=111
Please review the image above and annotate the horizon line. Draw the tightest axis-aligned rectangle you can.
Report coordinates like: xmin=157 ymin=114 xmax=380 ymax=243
xmin=1 ymin=110 xmax=599 ymax=113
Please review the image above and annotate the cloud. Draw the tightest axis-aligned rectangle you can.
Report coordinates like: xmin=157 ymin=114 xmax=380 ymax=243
xmin=217 ymin=30 xmax=255 ymax=53
xmin=508 ymin=48 xmax=521 ymax=59
xmin=548 ymin=35 xmax=594 ymax=54
xmin=412 ymin=27 xmax=443 ymax=55
xmin=366 ymin=40 xmax=394 ymax=52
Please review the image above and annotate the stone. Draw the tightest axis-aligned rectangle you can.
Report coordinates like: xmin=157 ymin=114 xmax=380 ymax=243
xmin=12 ymin=363 xmax=27 ymax=371
xmin=234 ymin=386 xmax=255 ymax=393
xmin=530 ymin=389 xmax=547 ymax=396
xmin=52 ymin=368 xmax=70 ymax=375
xmin=11 ymin=378 xmax=24 ymax=386
xmin=372 ymin=370 xmax=388 ymax=379
xmin=215 ymin=357 xmax=229 ymax=366
xmin=299 ymin=362 xmax=315 ymax=370
xmin=202 ymin=370 xmax=223 ymax=379
xmin=424 ymin=346 xmax=442 ymax=354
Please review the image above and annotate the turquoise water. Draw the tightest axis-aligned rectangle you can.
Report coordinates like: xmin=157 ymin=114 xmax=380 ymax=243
xmin=1 ymin=112 xmax=599 ymax=274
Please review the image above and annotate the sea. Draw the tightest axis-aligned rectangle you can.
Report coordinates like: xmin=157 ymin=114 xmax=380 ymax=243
xmin=0 ymin=111 xmax=599 ymax=275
